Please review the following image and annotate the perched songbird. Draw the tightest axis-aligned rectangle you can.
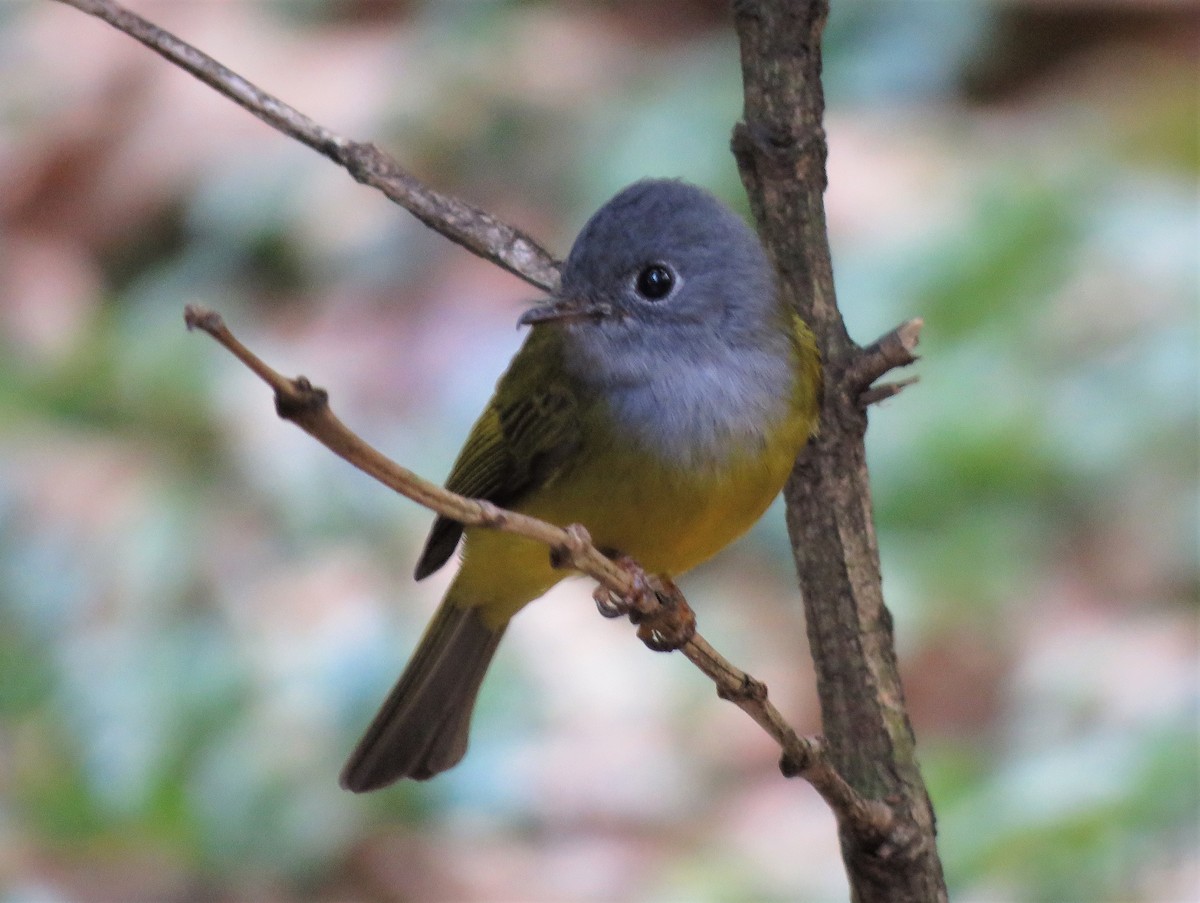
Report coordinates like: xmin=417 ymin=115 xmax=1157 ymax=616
xmin=340 ymin=179 xmax=822 ymax=791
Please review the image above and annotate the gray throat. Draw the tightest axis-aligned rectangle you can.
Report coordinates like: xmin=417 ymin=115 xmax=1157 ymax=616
xmin=568 ymin=329 xmax=793 ymax=469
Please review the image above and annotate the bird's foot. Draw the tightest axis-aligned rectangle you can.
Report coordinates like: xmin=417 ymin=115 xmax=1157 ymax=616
xmin=593 ymin=558 xmax=696 ymax=652
xmin=592 ymin=555 xmax=653 ymax=618
xmin=635 ymin=576 xmax=696 ymax=652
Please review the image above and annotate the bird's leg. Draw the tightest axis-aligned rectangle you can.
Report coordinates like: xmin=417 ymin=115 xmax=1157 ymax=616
xmin=592 ymin=556 xmax=697 ymax=652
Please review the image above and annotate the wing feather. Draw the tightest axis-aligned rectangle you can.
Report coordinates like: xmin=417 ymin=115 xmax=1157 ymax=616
xmin=414 ymin=335 xmax=580 ymax=579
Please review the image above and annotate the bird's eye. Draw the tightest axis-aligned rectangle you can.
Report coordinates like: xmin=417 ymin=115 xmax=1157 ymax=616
xmin=635 ymin=264 xmax=675 ymax=301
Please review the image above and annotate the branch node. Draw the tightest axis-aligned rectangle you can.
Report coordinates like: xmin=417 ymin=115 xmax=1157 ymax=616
xmin=274 ymin=377 xmax=328 ymax=420
xmin=779 ymin=750 xmax=805 ymax=779
xmin=850 ymin=809 xmax=926 ymax=869
xmin=475 ymin=499 xmax=509 ymax=530
xmin=717 ymin=672 xmax=768 ymax=704
xmin=777 ymin=731 xmax=821 ymax=778
xmin=850 ymin=317 xmax=924 ymax=394
xmin=732 ymin=119 xmax=822 ymax=177
xmin=340 ymin=140 xmax=401 ymax=187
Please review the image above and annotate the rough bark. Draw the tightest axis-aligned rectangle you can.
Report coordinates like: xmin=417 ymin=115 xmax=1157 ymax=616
xmin=732 ymin=2 xmax=948 ymax=900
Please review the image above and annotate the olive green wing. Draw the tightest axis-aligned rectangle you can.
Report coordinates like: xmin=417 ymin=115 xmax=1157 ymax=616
xmin=413 ymin=377 xmax=580 ymax=580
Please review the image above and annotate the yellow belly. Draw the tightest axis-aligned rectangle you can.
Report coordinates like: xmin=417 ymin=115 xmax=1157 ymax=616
xmin=450 ymin=419 xmax=805 ymax=627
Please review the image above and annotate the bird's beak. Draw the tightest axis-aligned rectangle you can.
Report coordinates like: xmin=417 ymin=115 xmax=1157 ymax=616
xmin=517 ymin=297 xmax=613 ymax=328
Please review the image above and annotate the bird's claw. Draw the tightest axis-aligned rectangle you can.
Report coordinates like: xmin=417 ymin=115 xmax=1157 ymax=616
xmin=594 ymin=557 xmax=696 ymax=652
xmin=593 ymin=555 xmax=649 ymax=618
xmin=593 ymin=585 xmax=627 ymax=619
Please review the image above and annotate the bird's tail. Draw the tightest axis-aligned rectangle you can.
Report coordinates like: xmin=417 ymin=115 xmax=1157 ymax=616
xmin=339 ymin=599 xmax=506 ymax=792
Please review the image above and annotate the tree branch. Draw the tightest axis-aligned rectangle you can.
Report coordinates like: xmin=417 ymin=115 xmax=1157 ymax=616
xmin=850 ymin=318 xmax=924 ymax=396
xmin=53 ymin=0 xmax=560 ymax=292
xmin=859 ymin=376 xmax=920 ymax=409
xmin=183 ymin=303 xmax=893 ymax=842
xmin=733 ymin=1 xmax=947 ymax=900
xmin=853 ymin=318 xmax=922 ymax=407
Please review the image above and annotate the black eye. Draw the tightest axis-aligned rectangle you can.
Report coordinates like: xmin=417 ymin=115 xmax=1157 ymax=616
xmin=635 ymin=264 xmax=675 ymax=301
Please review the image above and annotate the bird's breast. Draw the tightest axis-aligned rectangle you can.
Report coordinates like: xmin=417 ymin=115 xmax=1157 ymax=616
xmin=522 ymin=356 xmax=809 ymax=576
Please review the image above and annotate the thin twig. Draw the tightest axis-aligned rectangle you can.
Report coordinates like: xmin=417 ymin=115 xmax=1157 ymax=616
xmin=849 ymin=317 xmax=924 ymax=398
xmin=183 ymin=304 xmax=894 ymax=841
xmin=680 ymin=634 xmax=893 ymax=842
xmin=54 ymin=0 xmax=560 ymax=291
xmin=859 ymin=375 xmax=920 ymax=408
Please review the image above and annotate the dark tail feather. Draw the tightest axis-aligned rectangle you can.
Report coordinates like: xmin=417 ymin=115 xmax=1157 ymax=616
xmin=340 ymin=602 xmax=506 ymax=792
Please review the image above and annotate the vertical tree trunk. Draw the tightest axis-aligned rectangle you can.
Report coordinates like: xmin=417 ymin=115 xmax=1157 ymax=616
xmin=732 ymin=2 xmax=948 ymax=900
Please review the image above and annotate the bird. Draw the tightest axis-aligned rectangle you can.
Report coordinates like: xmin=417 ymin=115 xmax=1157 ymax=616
xmin=340 ymin=178 xmax=822 ymax=792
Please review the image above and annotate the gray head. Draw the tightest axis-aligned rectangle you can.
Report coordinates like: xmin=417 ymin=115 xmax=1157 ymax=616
xmin=519 ymin=180 xmax=779 ymax=352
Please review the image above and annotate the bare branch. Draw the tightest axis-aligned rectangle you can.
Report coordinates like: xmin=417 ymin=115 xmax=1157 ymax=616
xmin=183 ymin=303 xmax=893 ymax=842
xmin=682 ymin=635 xmax=894 ymax=842
xmin=734 ymin=0 xmax=946 ymax=894
xmin=859 ymin=375 xmax=920 ymax=408
xmin=849 ymin=317 xmax=924 ymax=391
xmin=54 ymin=0 xmax=560 ymax=291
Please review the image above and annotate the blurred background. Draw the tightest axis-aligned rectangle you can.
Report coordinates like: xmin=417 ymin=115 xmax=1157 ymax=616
xmin=1 ymin=0 xmax=1196 ymax=900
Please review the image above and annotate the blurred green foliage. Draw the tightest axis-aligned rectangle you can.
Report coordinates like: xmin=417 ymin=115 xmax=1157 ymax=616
xmin=1 ymin=0 xmax=1195 ymax=900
